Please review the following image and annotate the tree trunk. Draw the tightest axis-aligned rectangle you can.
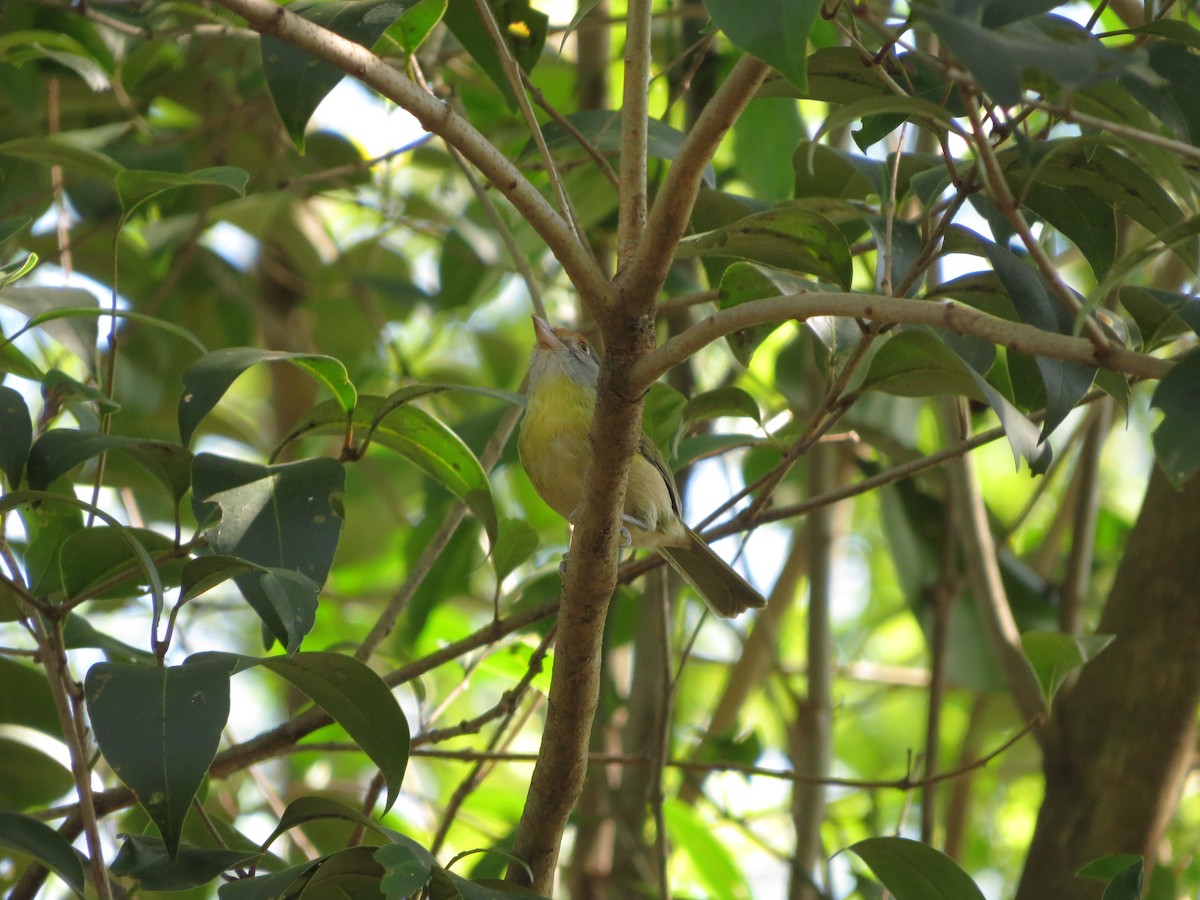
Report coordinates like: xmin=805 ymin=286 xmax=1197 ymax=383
xmin=1016 ymin=467 xmax=1200 ymax=899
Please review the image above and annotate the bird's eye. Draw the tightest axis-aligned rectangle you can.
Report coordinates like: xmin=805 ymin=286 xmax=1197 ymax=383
xmin=575 ymin=339 xmax=590 ymax=353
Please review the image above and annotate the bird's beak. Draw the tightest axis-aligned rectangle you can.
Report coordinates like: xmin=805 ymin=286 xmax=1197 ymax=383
xmin=532 ymin=315 xmax=562 ymax=350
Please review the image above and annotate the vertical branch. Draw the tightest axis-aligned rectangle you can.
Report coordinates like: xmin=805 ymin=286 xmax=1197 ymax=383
xmin=1059 ymin=401 xmax=1110 ymax=636
xmin=616 ymin=0 xmax=653 ymax=263
xmin=942 ymin=400 xmax=1046 ymax=726
xmin=789 ymin=442 xmax=836 ymax=900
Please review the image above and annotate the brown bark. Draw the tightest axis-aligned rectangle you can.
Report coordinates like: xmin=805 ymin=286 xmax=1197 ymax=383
xmin=1016 ymin=467 xmax=1200 ymax=899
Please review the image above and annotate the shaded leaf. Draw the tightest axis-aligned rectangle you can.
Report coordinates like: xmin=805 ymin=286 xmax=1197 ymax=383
xmin=1119 ymin=286 xmax=1200 ymax=349
xmin=179 ymin=347 xmax=357 ymax=446
xmin=681 ymin=387 xmax=761 ymax=431
xmin=258 ymin=795 xmax=389 ymax=853
xmin=59 ymin=526 xmax=180 ymax=601
xmin=84 ymin=659 xmax=233 ymax=857
xmin=297 ymin=845 xmax=386 ymax=897
xmin=0 ymin=810 xmax=85 ymax=897
xmin=0 ymin=286 xmax=99 ymax=366
xmin=179 ymin=555 xmax=265 ymax=603
xmin=846 ymin=836 xmax=986 ymax=900
xmin=704 ymin=0 xmax=821 ymax=91
xmin=0 ymin=738 xmax=74 ymax=811
xmin=116 ymin=166 xmax=247 ymax=215
xmin=442 ymin=0 xmax=548 ymax=108
xmin=26 ymin=429 xmax=192 ymax=502
xmin=677 ymin=207 xmax=853 ymax=288
xmin=533 ymin=109 xmax=716 ymax=186
xmin=717 ymin=262 xmax=804 ymax=365
xmin=110 ymin=833 xmax=259 ymax=892
xmin=262 ymin=0 xmax=419 ymax=149
xmin=1150 ymin=349 xmax=1200 ymax=487
xmin=0 ymin=385 xmax=32 ymax=486
xmin=862 ymin=329 xmax=987 ymax=401
xmin=192 ymin=454 xmax=345 ymax=650
xmin=0 ymin=133 xmax=123 ymax=182
xmin=220 ymin=859 xmax=327 ymax=900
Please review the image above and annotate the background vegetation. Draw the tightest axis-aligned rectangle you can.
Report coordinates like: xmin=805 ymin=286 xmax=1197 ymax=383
xmin=1 ymin=0 xmax=1199 ymax=897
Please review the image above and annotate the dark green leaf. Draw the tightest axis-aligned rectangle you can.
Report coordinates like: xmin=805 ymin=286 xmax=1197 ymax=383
xmin=262 ymin=0 xmax=419 ymax=148
xmin=980 ymin=242 xmax=1095 ymax=439
xmin=442 ymin=0 xmax=548 ymax=108
xmin=0 ymin=217 xmax=33 ymax=246
xmin=1021 ymin=184 xmax=1115 ymax=280
xmin=862 ymin=329 xmax=987 ymax=401
xmin=179 ymin=555 xmax=265 ymax=603
xmin=42 ymin=368 xmax=121 ymax=414
xmin=26 ymin=430 xmax=191 ymax=503
xmin=0 ymin=738 xmax=74 ymax=810
xmin=846 ymin=836 xmax=986 ymax=900
xmin=533 ymin=110 xmax=716 ymax=186
xmin=257 ymin=795 xmax=389 ymax=853
xmin=0 ymin=134 xmax=123 ymax=182
xmin=0 ymin=658 xmax=61 ymax=737
xmin=0 ymin=810 xmax=85 ymax=897
xmin=110 ymin=833 xmax=259 ymax=891
xmin=1150 ymin=350 xmax=1200 ymax=487
xmin=1119 ymin=286 xmax=1200 ymax=349
xmin=0 ymin=386 xmax=31 ymax=486
xmin=192 ymin=454 xmax=344 ymax=650
xmin=84 ymin=660 xmax=233 ymax=856
xmin=179 ymin=347 xmax=357 ymax=446
xmin=1078 ymin=854 xmax=1145 ymax=881
xmin=297 ymin=845 xmax=386 ymax=897
xmin=704 ymin=0 xmax=821 ymax=91
xmin=677 ymin=207 xmax=853 ymax=289
xmin=59 ymin=526 xmax=179 ymax=602
xmin=63 ymin=612 xmax=154 ymax=662
xmin=219 ymin=859 xmax=327 ymax=900
xmin=1021 ymin=630 xmax=1114 ymax=705
xmin=1102 ymin=860 xmax=1144 ymax=900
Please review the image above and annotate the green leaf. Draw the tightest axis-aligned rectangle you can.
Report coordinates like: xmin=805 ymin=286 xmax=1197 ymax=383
xmin=59 ymin=526 xmax=179 ymax=602
xmin=0 ymin=658 xmax=61 ymax=736
xmin=862 ymin=329 xmax=988 ymax=401
xmin=63 ymin=612 xmax=155 ymax=662
xmin=42 ymin=368 xmax=121 ymax=415
xmin=442 ymin=0 xmax=549 ymax=108
xmin=386 ymin=0 xmax=448 ymax=54
xmin=179 ymin=555 xmax=265 ymax=603
xmin=717 ymin=262 xmax=803 ymax=365
xmin=814 ymin=93 xmax=957 ymax=144
xmin=262 ymin=0 xmax=420 ymax=149
xmin=219 ymin=859 xmax=328 ymax=900
xmin=1102 ymin=859 xmax=1144 ymax=900
xmin=1021 ymin=183 xmax=1115 ymax=280
xmin=0 ymin=251 xmax=37 ymax=288
xmin=179 ymin=347 xmax=357 ymax=446
xmin=664 ymin=799 xmax=749 ymax=899
xmin=980 ymin=242 xmax=1095 ymax=439
xmin=376 ymin=837 xmax=436 ymax=898
xmin=116 ymin=166 xmax=248 ymax=215
xmin=0 ymin=134 xmax=123 ymax=182
xmin=1119 ymin=286 xmax=1200 ymax=349
xmin=0 ymin=738 xmax=74 ymax=811
xmin=1078 ymin=853 xmax=1145 ymax=882
xmin=369 ymin=399 xmax=498 ymax=548
xmin=110 ymin=833 xmax=259 ymax=892
xmin=296 ymin=845 xmax=387 ymax=896
xmin=0 ymin=286 xmax=99 ymax=366
xmin=1150 ymin=350 xmax=1200 ymax=487
xmin=846 ymin=836 xmax=986 ymax=900
xmin=492 ymin=516 xmax=539 ymax=583
xmin=677 ymin=207 xmax=853 ymax=289
xmin=192 ymin=454 xmax=345 ymax=651
xmin=681 ymin=387 xmax=762 ymax=430
xmin=0 ymin=810 xmax=86 ymax=897
xmin=704 ymin=0 xmax=821 ymax=91
xmin=0 ymin=386 xmax=31 ymax=486
xmin=1020 ymin=630 xmax=1114 ymax=704
xmin=27 ymin=430 xmax=192 ymax=502
xmin=193 ymin=653 xmax=410 ymax=811
xmin=258 ymin=795 xmax=389 ymax=852
xmin=532 ymin=109 xmax=716 ymax=186
xmin=84 ymin=659 xmax=233 ymax=857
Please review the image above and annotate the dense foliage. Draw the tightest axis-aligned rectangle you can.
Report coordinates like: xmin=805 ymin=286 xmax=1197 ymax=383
xmin=1 ymin=0 xmax=1199 ymax=897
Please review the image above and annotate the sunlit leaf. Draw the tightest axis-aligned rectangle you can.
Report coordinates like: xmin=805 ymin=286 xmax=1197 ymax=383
xmin=1021 ymin=630 xmax=1114 ymax=705
xmin=442 ymin=0 xmax=548 ymax=108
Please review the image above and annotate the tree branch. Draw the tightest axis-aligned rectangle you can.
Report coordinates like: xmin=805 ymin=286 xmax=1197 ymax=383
xmin=616 ymin=0 xmax=653 ymax=265
xmin=630 ymin=292 xmax=1173 ymax=391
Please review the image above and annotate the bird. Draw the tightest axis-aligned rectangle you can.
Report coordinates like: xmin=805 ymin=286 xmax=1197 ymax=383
xmin=518 ymin=314 xmax=767 ymax=617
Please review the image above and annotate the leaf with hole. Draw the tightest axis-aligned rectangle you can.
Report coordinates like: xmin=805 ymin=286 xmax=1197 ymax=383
xmin=84 ymin=658 xmax=233 ymax=857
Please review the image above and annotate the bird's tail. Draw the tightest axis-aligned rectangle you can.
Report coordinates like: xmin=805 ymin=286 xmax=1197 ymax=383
xmin=659 ymin=529 xmax=767 ymax=618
